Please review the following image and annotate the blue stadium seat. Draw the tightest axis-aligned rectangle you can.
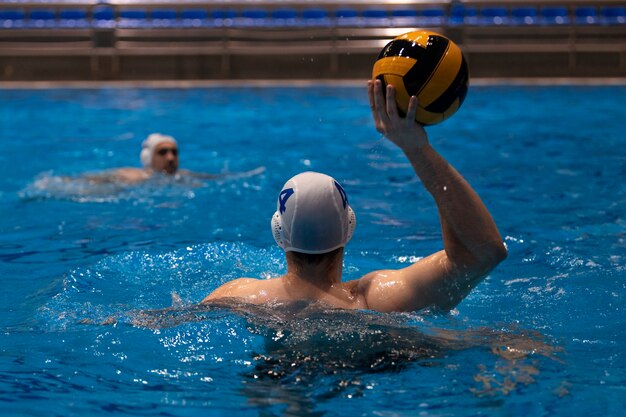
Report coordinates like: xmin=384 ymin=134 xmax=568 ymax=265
xmin=600 ymin=6 xmax=626 ymax=25
xmin=212 ymin=9 xmax=237 ymax=26
xmin=335 ymin=8 xmax=359 ymax=26
xmin=362 ymin=9 xmax=387 ymax=18
xmin=419 ymin=8 xmax=446 ymax=26
xmin=362 ymin=9 xmax=388 ymax=26
xmin=391 ymin=9 xmax=418 ymax=18
xmin=92 ymin=6 xmax=115 ymax=29
xmin=301 ymin=9 xmax=330 ymax=27
xmin=118 ymin=9 xmax=149 ymax=29
xmin=211 ymin=10 xmax=236 ymax=18
xmin=0 ymin=9 xmax=26 ymax=29
xmin=120 ymin=10 xmax=147 ymax=19
xmin=511 ymin=7 xmax=538 ymax=25
xmin=541 ymin=7 xmax=570 ymax=25
xmin=272 ymin=9 xmax=297 ymax=20
xmin=390 ymin=9 xmax=419 ymax=27
xmin=449 ymin=5 xmax=465 ymax=25
xmin=213 ymin=10 xmax=237 ymax=19
xmin=480 ymin=7 xmax=509 ymax=25
xmin=241 ymin=9 xmax=268 ymax=19
xmin=449 ymin=5 xmax=478 ymax=25
xmin=236 ymin=9 xmax=270 ymax=27
xmin=181 ymin=9 xmax=209 ymax=27
xmin=575 ymin=7 xmax=598 ymax=25
xmin=271 ymin=9 xmax=298 ymax=27
xmin=151 ymin=9 xmax=179 ymax=28
xmin=335 ymin=9 xmax=358 ymax=18
xmin=58 ymin=9 xmax=89 ymax=29
xmin=28 ymin=9 xmax=56 ymax=28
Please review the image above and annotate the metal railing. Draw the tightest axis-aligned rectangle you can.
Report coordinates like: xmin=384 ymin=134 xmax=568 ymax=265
xmin=1 ymin=1 xmax=625 ymax=80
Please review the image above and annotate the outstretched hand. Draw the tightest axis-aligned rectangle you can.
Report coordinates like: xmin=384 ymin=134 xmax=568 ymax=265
xmin=368 ymin=79 xmax=429 ymax=152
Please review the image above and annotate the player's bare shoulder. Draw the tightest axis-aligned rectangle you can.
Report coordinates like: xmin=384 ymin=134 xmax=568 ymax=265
xmin=113 ymin=168 xmax=150 ymax=183
xmin=201 ymin=278 xmax=257 ymax=301
xmin=201 ymin=277 xmax=279 ymax=304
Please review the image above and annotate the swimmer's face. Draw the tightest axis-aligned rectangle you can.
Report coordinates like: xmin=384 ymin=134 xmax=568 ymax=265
xmin=152 ymin=141 xmax=179 ymax=175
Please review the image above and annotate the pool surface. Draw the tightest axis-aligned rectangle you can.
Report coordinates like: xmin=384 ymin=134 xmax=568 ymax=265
xmin=0 ymin=84 xmax=624 ymax=416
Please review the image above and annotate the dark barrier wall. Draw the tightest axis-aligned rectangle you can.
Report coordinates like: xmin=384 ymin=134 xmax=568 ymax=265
xmin=1 ymin=1 xmax=625 ymax=80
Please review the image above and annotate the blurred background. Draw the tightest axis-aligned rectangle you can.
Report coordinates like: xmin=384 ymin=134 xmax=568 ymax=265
xmin=1 ymin=0 xmax=625 ymax=81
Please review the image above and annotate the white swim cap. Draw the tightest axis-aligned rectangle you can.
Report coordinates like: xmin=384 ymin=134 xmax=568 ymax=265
xmin=140 ymin=133 xmax=177 ymax=168
xmin=271 ymin=172 xmax=356 ymax=254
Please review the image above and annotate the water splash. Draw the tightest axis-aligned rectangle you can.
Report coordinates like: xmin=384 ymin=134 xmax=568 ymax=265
xmin=19 ymin=166 xmax=266 ymax=204
xmin=19 ymin=171 xmax=203 ymax=204
xmin=38 ymin=241 xmax=563 ymax=404
xmin=39 ymin=242 xmax=285 ymax=328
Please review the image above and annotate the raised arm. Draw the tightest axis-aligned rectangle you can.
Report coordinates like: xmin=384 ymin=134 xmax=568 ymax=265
xmin=358 ymin=80 xmax=507 ymax=313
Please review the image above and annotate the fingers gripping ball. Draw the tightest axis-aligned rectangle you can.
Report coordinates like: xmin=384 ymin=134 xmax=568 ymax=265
xmin=372 ymin=30 xmax=469 ymax=125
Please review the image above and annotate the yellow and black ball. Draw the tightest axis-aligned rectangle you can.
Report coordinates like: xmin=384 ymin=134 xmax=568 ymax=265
xmin=372 ymin=30 xmax=469 ymax=125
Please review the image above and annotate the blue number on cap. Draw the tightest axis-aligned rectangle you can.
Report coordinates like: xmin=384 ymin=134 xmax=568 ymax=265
xmin=334 ymin=181 xmax=348 ymax=208
xmin=279 ymin=188 xmax=294 ymax=214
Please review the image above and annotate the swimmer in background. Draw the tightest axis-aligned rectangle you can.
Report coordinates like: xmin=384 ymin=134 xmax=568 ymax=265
xmin=109 ymin=133 xmax=182 ymax=183
xmin=83 ymin=133 xmax=218 ymax=184
xmin=202 ymin=80 xmax=507 ymax=313
xmin=81 ymin=133 xmax=265 ymax=185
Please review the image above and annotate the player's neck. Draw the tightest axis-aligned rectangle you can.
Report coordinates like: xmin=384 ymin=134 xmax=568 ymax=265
xmin=284 ymin=260 xmax=343 ymax=291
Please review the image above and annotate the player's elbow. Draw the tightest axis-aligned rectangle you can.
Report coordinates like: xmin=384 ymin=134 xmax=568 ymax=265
xmin=453 ymin=240 xmax=507 ymax=274
xmin=480 ymin=240 xmax=508 ymax=272
xmin=492 ymin=240 xmax=508 ymax=263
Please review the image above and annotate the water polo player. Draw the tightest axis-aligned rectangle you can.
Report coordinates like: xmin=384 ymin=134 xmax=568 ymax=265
xmin=78 ymin=133 xmax=239 ymax=184
xmin=202 ymin=80 xmax=507 ymax=313
xmin=140 ymin=133 xmax=180 ymax=175
xmin=93 ymin=133 xmax=181 ymax=183
xmin=50 ymin=132 xmax=264 ymax=189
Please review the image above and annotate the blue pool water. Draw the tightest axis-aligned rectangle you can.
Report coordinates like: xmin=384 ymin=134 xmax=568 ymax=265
xmin=0 ymin=84 xmax=624 ymax=416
